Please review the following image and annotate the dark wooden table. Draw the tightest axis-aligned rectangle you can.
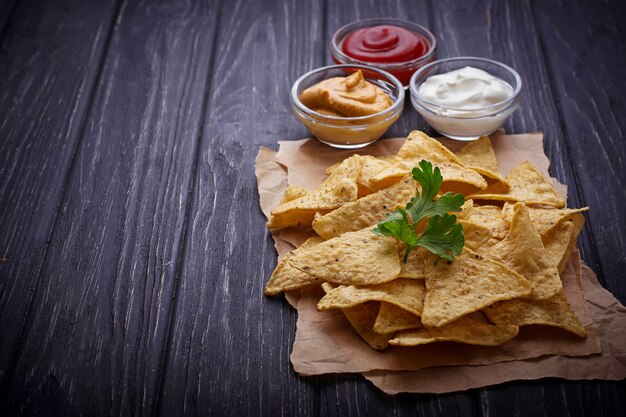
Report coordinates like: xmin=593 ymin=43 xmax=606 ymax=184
xmin=1 ymin=0 xmax=625 ymax=415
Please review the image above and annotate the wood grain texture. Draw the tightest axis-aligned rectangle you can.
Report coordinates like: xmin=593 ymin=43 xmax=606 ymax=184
xmin=1 ymin=0 xmax=221 ymax=415
xmin=0 ymin=0 xmax=119 ymax=392
xmin=156 ymin=0 xmax=323 ymax=415
xmin=533 ymin=0 xmax=626 ymax=303
xmin=0 ymin=0 xmax=624 ymax=416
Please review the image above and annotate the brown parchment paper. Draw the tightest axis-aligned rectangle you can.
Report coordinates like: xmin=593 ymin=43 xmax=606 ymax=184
xmin=255 ymin=132 xmax=626 ymax=393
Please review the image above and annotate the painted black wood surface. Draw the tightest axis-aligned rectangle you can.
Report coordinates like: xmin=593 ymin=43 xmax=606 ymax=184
xmin=0 ymin=0 xmax=624 ymax=416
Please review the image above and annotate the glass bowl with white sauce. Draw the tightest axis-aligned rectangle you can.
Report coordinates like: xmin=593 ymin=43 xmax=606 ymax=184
xmin=409 ymin=57 xmax=522 ymax=141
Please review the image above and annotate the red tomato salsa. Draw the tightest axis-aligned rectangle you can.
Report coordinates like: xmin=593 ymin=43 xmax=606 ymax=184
xmin=341 ymin=25 xmax=431 ymax=64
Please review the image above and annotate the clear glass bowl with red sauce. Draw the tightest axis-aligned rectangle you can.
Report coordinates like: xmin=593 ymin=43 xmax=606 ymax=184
xmin=331 ymin=18 xmax=437 ymax=86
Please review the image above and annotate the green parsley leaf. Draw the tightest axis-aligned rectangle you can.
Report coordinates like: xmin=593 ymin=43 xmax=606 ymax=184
xmin=416 ymin=214 xmax=465 ymax=262
xmin=372 ymin=160 xmax=465 ymax=262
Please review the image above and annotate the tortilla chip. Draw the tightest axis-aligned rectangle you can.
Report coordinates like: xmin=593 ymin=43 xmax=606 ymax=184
xmin=464 ymin=205 xmax=509 ymax=240
xmin=321 ymin=283 xmax=391 ymax=350
xmin=398 ymin=246 xmax=428 ymax=278
xmin=543 ymin=214 xmax=585 ymax=274
xmin=357 ymin=155 xmax=403 ymax=193
xmin=456 ymin=136 xmax=507 ymax=183
xmin=487 ymin=203 xmax=562 ymax=300
xmin=264 ymin=237 xmax=325 ymax=296
xmin=398 ymin=131 xmax=464 ymax=165
xmin=312 ymin=175 xmax=416 ymax=239
xmin=279 ymin=184 xmax=309 ymax=204
xmin=366 ymin=163 xmax=411 ymax=192
xmin=459 ymin=220 xmax=494 ymax=251
xmin=469 ymin=161 xmax=565 ymax=208
xmin=389 ymin=315 xmax=519 ymax=347
xmin=267 ymin=155 xmax=363 ymax=229
xmin=317 ymin=278 xmax=426 ymax=317
xmin=502 ymin=203 xmax=589 ymax=237
xmin=484 ymin=290 xmax=587 ymax=337
xmin=290 ymin=227 xmax=401 ymax=285
xmin=373 ymin=302 xmax=422 ymax=334
xmin=421 ymin=248 xmax=532 ymax=327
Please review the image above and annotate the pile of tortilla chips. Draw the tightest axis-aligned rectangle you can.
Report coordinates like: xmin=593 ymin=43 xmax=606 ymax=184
xmin=264 ymin=131 xmax=588 ymax=351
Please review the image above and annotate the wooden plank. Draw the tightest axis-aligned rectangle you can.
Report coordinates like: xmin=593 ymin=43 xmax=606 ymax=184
xmin=532 ymin=0 xmax=626 ymax=303
xmin=0 ymin=0 xmax=18 ymax=39
xmin=155 ymin=0 xmax=325 ymax=416
xmin=427 ymin=0 xmax=626 ymax=415
xmin=0 ymin=0 xmax=221 ymax=415
xmin=0 ymin=0 xmax=119 ymax=392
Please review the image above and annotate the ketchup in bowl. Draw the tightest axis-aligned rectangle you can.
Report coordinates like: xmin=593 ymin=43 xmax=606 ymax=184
xmin=331 ymin=19 xmax=436 ymax=86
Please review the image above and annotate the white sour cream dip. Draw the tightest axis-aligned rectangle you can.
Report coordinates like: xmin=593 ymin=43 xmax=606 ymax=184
xmin=412 ymin=65 xmax=519 ymax=140
xmin=417 ymin=66 xmax=513 ymax=111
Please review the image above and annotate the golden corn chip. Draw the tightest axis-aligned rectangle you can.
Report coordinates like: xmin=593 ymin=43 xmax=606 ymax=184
xmin=421 ymin=248 xmax=532 ymax=327
xmin=321 ymin=283 xmax=391 ymax=350
xmin=290 ymin=227 xmax=401 ymax=285
xmin=317 ymin=278 xmax=426 ymax=317
xmin=543 ymin=214 xmax=585 ymax=274
xmin=459 ymin=220 xmax=494 ymax=251
xmin=398 ymin=246 xmax=428 ymax=278
xmin=373 ymin=302 xmax=422 ymax=334
xmin=389 ymin=315 xmax=519 ymax=347
xmin=393 ymin=160 xmax=487 ymax=191
xmin=484 ymin=290 xmax=587 ymax=338
xmin=267 ymin=155 xmax=363 ymax=229
xmin=279 ymin=184 xmax=309 ymax=204
xmin=456 ymin=136 xmax=507 ymax=183
xmin=464 ymin=205 xmax=509 ymax=240
xmin=502 ymin=202 xmax=589 ymax=237
xmin=457 ymin=199 xmax=474 ymax=219
xmin=312 ymin=175 xmax=416 ymax=239
xmin=469 ymin=161 xmax=565 ymax=208
xmin=365 ymin=163 xmax=408 ymax=192
xmin=264 ymin=237 xmax=325 ymax=296
xmin=357 ymin=155 xmax=402 ymax=193
xmin=398 ymin=131 xmax=464 ymax=165
xmin=439 ymin=181 xmax=484 ymax=196
xmin=370 ymin=133 xmax=488 ymax=190
xmin=487 ymin=203 xmax=562 ymax=300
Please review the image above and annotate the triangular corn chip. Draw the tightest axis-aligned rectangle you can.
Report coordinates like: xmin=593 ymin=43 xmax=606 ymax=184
xmin=279 ymin=184 xmax=309 ymax=204
xmin=502 ymin=202 xmax=588 ymax=237
xmin=456 ymin=136 xmax=507 ymax=183
xmin=484 ymin=290 xmax=587 ymax=337
xmin=469 ymin=161 xmax=565 ymax=208
xmin=290 ymin=227 xmax=401 ymax=285
xmin=464 ymin=205 xmax=509 ymax=240
xmin=487 ymin=203 xmax=562 ymax=300
xmin=421 ymin=248 xmax=532 ymax=327
xmin=267 ymin=155 xmax=363 ymax=229
xmin=398 ymin=131 xmax=464 ymax=165
xmin=389 ymin=315 xmax=519 ymax=347
xmin=543 ymin=214 xmax=585 ymax=274
xmin=321 ymin=283 xmax=391 ymax=350
xmin=312 ymin=175 xmax=416 ymax=239
xmin=317 ymin=278 xmax=425 ymax=317
xmin=398 ymin=246 xmax=428 ymax=278
xmin=264 ymin=237 xmax=325 ymax=296
xmin=373 ymin=302 xmax=422 ymax=334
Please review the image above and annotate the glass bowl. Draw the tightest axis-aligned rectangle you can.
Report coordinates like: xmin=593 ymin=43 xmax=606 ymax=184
xmin=291 ymin=64 xmax=405 ymax=149
xmin=409 ymin=57 xmax=522 ymax=141
xmin=331 ymin=18 xmax=437 ymax=86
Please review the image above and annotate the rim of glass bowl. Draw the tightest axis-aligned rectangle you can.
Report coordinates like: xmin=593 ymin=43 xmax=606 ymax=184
xmin=291 ymin=64 xmax=405 ymax=125
xmin=331 ymin=18 xmax=437 ymax=70
xmin=409 ymin=56 xmax=522 ymax=114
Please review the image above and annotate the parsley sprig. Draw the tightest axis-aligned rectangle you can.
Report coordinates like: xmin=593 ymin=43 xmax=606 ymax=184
xmin=373 ymin=160 xmax=465 ymax=262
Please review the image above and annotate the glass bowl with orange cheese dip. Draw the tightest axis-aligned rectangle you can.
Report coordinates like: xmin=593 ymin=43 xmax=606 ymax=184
xmin=291 ymin=64 xmax=404 ymax=149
